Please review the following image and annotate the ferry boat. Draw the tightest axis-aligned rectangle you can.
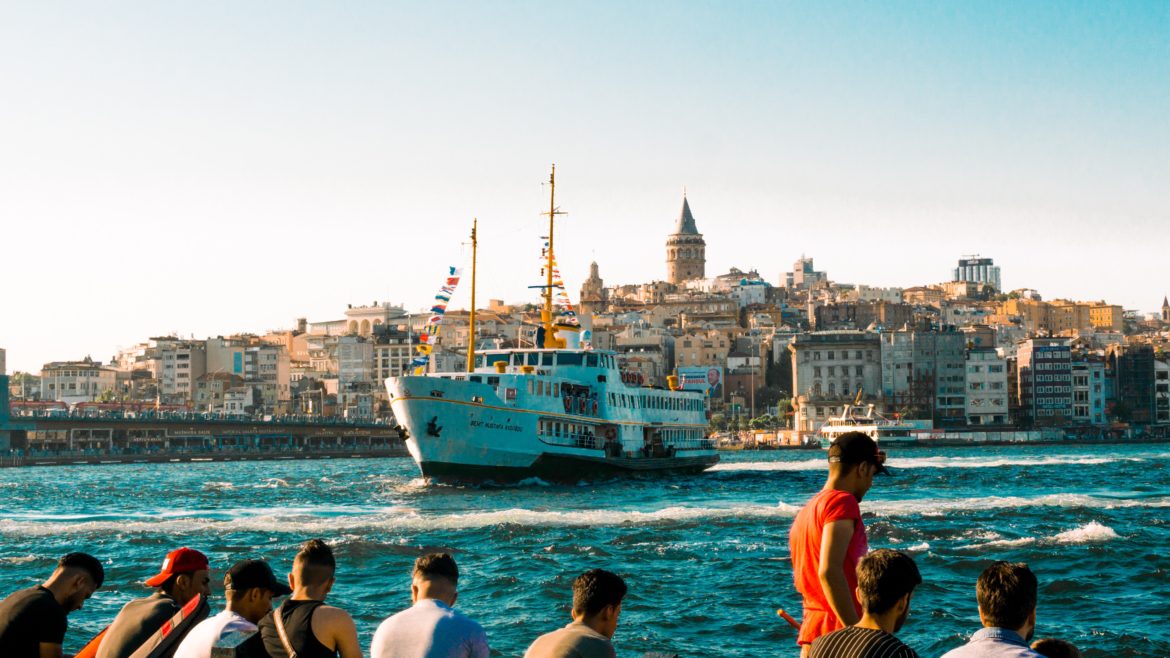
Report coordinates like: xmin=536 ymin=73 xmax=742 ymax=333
xmin=817 ymin=402 xmax=918 ymax=448
xmin=387 ymin=348 xmax=718 ymax=481
xmin=387 ymin=166 xmax=718 ymax=482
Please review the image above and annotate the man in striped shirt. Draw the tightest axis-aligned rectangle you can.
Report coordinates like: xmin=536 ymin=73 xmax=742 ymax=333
xmin=809 ymin=549 xmax=921 ymax=658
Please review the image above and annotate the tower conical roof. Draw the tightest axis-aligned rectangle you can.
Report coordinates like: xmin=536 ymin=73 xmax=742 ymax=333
xmin=1163 ymin=295 xmax=1169 ymax=308
xmin=673 ymin=195 xmax=699 ymax=235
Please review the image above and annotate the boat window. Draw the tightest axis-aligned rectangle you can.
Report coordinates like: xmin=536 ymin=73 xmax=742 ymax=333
xmin=585 ymin=354 xmax=599 ymax=368
xmin=475 ymin=355 xmax=485 ymax=368
xmin=557 ymin=352 xmax=583 ymax=366
xmin=552 ymin=383 xmax=559 ymax=397
xmin=540 ymin=352 xmax=554 ymax=366
xmin=488 ymin=376 xmax=500 ymax=386
xmin=470 ymin=376 xmax=482 ymax=383
xmin=527 ymin=380 xmax=534 ymax=394
xmin=486 ymin=354 xmax=509 ymax=367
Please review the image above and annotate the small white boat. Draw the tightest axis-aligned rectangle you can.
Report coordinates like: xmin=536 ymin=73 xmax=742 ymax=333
xmin=818 ymin=403 xmax=918 ymax=448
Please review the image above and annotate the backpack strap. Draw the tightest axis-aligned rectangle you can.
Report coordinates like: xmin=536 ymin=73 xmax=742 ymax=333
xmin=273 ymin=601 xmax=299 ymax=658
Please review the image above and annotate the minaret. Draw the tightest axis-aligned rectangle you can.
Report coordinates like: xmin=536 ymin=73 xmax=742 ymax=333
xmin=665 ymin=194 xmax=706 ymax=284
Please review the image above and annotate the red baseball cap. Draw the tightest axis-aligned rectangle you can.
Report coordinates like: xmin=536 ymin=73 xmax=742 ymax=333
xmin=144 ymin=547 xmax=210 ymax=587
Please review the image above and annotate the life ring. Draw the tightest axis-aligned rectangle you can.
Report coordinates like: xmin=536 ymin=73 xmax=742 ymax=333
xmin=605 ymin=427 xmax=617 ymax=440
xmin=564 ymin=397 xmax=572 ymax=412
xmin=592 ymin=400 xmax=599 ymax=415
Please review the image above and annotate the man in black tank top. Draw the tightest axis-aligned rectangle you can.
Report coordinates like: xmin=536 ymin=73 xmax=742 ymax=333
xmin=258 ymin=539 xmax=361 ymax=658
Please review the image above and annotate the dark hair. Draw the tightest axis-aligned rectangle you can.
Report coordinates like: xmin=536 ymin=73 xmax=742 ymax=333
xmin=572 ymin=569 xmax=627 ymax=618
xmin=294 ymin=539 xmax=336 ymax=586
xmin=1031 ymin=638 xmax=1082 ymax=658
xmin=414 ymin=553 xmax=458 ymax=584
xmin=976 ymin=561 xmax=1037 ymax=630
xmin=856 ymin=549 xmax=921 ymax=614
xmin=59 ymin=553 xmax=104 ymax=588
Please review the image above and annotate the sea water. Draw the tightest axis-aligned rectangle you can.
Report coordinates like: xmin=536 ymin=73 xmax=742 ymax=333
xmin=1 ymin=444 xmax=1168 ymax=657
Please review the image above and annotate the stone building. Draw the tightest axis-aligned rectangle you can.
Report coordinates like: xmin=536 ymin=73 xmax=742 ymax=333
xmin=665 ymin=195 xmax=706 ymax=284
xmin=789 ymin=331 xmax=882 ymax=433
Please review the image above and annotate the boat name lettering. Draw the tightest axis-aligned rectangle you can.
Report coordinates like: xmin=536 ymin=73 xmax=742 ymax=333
xmin=470 ymin=420 xmax=523 ymax=432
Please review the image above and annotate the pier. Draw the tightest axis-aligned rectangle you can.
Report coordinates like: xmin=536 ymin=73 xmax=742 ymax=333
xmin=0 ymin=410 xmax=408 ymax=468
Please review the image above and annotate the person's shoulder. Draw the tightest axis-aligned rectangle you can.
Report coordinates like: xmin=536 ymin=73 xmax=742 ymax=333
xmin=315 ymin=603 xmax=357 ymax=627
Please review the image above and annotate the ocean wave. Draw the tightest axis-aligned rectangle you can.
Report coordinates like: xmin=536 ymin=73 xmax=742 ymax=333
xmin=0 ymin=503 xmax=805 ymax=537
xmin=957 ymin=521 xmax=1119 ymax=551
xmin=876 ymin=493 xmax=1170 ymax=517
xmin=712 ymin=453 xmax=1151 ymax=473
xmin=0 ymin=490 xmax=1160 ymax=538
xmin=1053 ymin=520 xmax=1119 ymax=544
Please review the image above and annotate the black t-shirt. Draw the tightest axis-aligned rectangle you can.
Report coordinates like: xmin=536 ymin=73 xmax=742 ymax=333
xmin=0 ymin=585 xmax=68 ymax=657
xmin=809 ymin=626 xmax=919 ymax=658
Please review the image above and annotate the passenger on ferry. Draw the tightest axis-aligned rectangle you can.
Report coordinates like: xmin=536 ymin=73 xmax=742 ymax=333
xmin=789 ymin=431 xmax=889 ymax=656
xmin=370 ymin=553 xmax=489 ymax=658
xmin=0 ymin=552 xmax=104 ymax=658
xmin=258 ymin=539 xmax=362 ymax=658
xmin=173 ymin=559 xmax=292 ymax=658
xmin=523 ymin=568 xmax=626 ymax=658
xmin=97 ymin=547 xmax=211 ymax=658
xmin=941 ymin=561 xmax=1043 ymax=658
xmin=809 ymin=549 xmax=922 ymax=658
xmin=1030 ymin=638 xmax=1081 ymax=658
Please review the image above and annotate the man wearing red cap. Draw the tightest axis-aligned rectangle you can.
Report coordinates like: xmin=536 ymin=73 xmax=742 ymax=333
xmin=788 ymin=431 xmax=890 ymax=657
xmin=96 ymin=547 xmax=212 ymax=658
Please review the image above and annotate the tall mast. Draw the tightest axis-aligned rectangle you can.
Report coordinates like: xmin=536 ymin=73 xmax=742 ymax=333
xmin=542 ymin=164 xmax=565 ymax=348
xmin=466 ymin=218 xmax=477 ymax=372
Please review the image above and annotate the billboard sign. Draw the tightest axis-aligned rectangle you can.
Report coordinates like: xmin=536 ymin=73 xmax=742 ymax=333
xmin=677 ymin=366 xmax=723 ymax=396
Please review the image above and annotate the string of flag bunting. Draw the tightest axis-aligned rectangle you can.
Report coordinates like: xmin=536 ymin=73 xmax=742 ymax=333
xmin=539 ymin=240 xmax=579 ymax=327
xmin=411 ymin=266 xmax=462 ymax=374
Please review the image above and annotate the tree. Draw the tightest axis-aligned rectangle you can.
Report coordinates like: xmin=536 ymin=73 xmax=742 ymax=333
xmin=708 ymin=413 xmax=728 ymax=432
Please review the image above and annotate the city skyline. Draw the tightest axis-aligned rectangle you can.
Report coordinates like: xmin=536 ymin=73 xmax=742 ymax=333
xmin=3 ymin=2 xmax=1168 ymax=373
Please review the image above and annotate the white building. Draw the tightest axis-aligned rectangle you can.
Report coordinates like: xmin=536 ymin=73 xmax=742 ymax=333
xmin=1072 ymin=361 xmax=1107 ymax=426
xmin=852 ymin=285 xmax=904 ymax=304
xmin=40 ymin=359 xmax=118 ymax=405
xmin=964 ymin=349 xmax=1009 ymax=425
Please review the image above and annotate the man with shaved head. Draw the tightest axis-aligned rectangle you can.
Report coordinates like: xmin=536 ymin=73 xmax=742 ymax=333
xmin=258 ymin=539 xmax=361 ymax=658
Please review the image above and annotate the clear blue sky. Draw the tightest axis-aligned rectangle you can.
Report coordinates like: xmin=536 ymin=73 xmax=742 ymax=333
xmin=2 ymin=2 xmax=1168 ymax=373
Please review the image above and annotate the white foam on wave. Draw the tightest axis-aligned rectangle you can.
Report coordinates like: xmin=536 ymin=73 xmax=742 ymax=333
xmin=709 ymin=459 xmax=826 ymax=472
xmin=957 ymin=521 xmax=1119 ymax=551
xmin=0 ymin=502 xmax=806 ymax=537
xmin=0 ymin=492 xmax=1152 ymax=538
xmin=905 ymin=542 xmax=931 ymax=552
xmin=0 ymin=555 xmax=39 ymax=564
xmin=874 ymin=493 xmax=1170 ymax=517
xmin=1053 ymin=520 xmax=1119 ymax=544
xmin=713 ymin=453 xmax=1149 ymax=473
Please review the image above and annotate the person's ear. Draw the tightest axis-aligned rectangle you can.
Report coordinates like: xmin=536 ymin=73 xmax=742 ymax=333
xmin=175 ymin=573 xmax=191 ymax=592
xmin=287 ymin=573 xmax=296 ymax=591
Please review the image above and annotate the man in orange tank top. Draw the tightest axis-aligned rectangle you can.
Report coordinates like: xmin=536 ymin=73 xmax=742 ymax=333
xmin=788 ymin=432 xmax=890 ymax=657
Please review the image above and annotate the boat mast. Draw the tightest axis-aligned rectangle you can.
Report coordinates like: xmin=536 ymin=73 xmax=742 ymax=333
xmin=466 ymin=218 xmax=477 ymax=372
xmin=542 ymin=164 xmax=566 ymax=348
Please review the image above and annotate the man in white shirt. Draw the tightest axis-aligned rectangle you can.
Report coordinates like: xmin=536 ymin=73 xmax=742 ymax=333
xmin=174 ymin=559 xmax=292 ymax=658
xmin=370 ymin=553 xmax=490 ymax=658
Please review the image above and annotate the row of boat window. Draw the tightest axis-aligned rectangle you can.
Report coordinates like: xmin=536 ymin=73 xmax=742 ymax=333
xmin=537 ymin=420 xmax=598 ymax=441
xmin=660 ymin=428 xmax=705 ymax=444
xmin=477 ymin=352 xmax=617 ymax=369
xmin=606 ymin=392 xmax=703 ymax=412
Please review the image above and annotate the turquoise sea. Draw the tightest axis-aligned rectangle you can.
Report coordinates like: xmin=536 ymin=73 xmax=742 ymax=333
xmin=1 ymin=444 xmax=1168 ymax=657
